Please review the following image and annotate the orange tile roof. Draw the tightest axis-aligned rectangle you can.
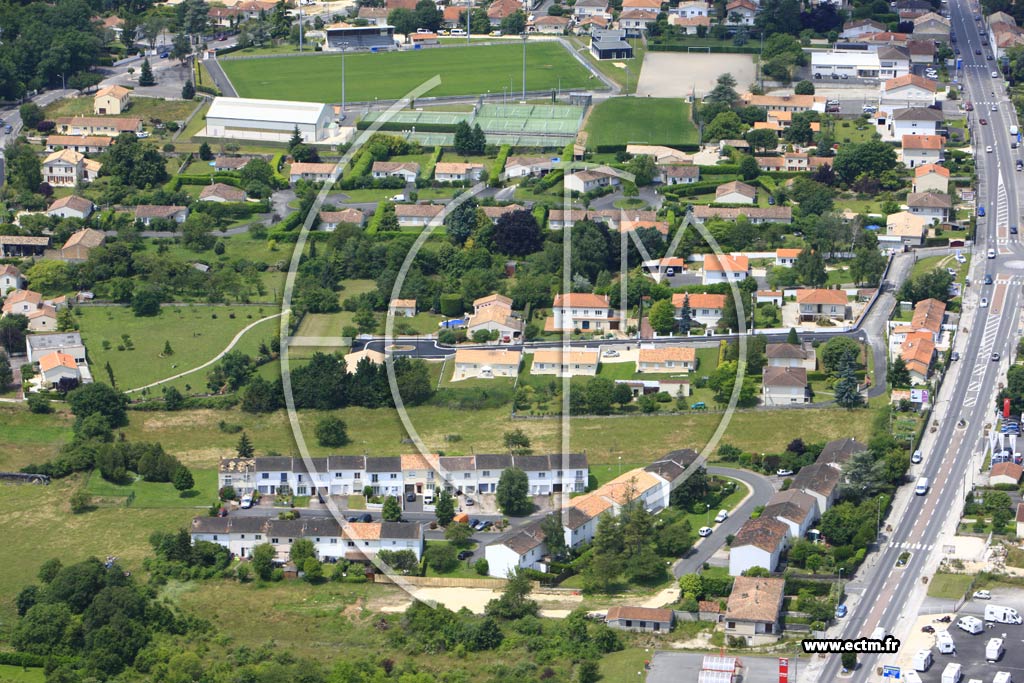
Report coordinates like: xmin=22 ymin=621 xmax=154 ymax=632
xmin=533 ymin=349 xmax=599 ymax=365
xmin=777 ymin=248 xmax=802 ymax=258
xmin=569 ymin=493 xmax=615 ymax=517
xmin=638 ymin=346 xmax=696 ymax=363
xmin=902 ymin=134 xmax=943 ymax=150
xmin=911 ymin=298 xmax=945 ymax=335
xmin=553 ymin=293 xmax=611 ymax=308
xmin=796 ymin=289 xmax=847 ymax=306
xmin=454 ymin=348 xmax=522 ymax=365
xmin=915 ymin=163 xmax=950 ymax=177
xmin=725 ymin=576 xmax=785 ymax=623
xmin=38 ymin=352 xmax=77 ymax=372
xmin=703 ymin=254 xmax=749 ymax=272
xmin=884 ymin=74 xmax=937 ymax=92
xmin=673 ymin=293 xmax=727 ymax=310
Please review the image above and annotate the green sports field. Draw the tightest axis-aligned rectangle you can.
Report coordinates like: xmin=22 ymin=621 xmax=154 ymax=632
xmin=584 ymin=97 xmax=698 ymax=149
xmin=220 ymin=43 xmax=595 ymax=103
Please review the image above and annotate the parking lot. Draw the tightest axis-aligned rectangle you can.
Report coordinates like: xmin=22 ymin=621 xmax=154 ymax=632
xmin=647 ymin=652 xmax=789 ymax=683
xmin=916 ymin=591 xmax=1024 ymax=682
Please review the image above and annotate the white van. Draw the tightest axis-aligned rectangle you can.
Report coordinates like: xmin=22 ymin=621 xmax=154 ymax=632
xmin=936 ymin=629 xmax=956 ymax=654
xmin=1011 ymin=124 xmax=1019 ymax=136
xmin=240 ymin=494 xmax=253 ymax=509
xmin=986 ymin=637 xmax=1004 ymax=662
xmin=450 ymin=28 xmax=467 ymax=36
xmin=912 ymin=649 xmax=933 ymax=672
xmin=941 ymin=662 xmax=962 ymax=683
xmin=957 ymin=616 xmax=984 ymax=634
xmin=985 ymin=604 xmax=1023 ymax=624
xmin=915 ymin=477 xmax=930 ymax=495
xmin=871 ymin=627 xmax=885 ymax=640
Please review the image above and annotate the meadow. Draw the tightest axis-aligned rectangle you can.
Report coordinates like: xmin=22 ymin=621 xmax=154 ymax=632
xmin=583 ymin=97 xmax=698 ymax=149
xmin=219 ymin=43 xmax=593 ymax=103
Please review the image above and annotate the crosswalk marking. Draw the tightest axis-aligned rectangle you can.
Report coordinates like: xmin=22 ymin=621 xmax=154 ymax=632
xmin=888 ymin=542 xmax=934 ymax=551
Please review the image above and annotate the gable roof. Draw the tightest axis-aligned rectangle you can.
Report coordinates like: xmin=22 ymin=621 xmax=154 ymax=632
xmin=553 ymin=293 xmax=611 ymax=308
xmin=732 ymin=517 xmax=789 ymax=552
xmin=883 ymin=74 xmax=937 ymax=92
xmin=606 ymin=606 xmax=673 ymax=622
xmin=487 ymin=0 xmax=522 ymax=19
xmin=703 ymin=253 xmax=749 ymax=273
xmin=911 ymin=298 xmax=946 ymax=334
xmin=766 ymin=343 xmax=810 ymax=360
xmin=638 ymin=346 xmax=696 ymax=364
xmin=762 ymin=366 xmax=807 ymax=388
xmin=818 ymin=438 xmax=867 ymax=467
xmin=716 ymin=180 xmax=756 ymax=200
xmin=135 ymin=205 xmax=187 ymax=219
xmin=48 ymin=195 xmax=94 ymax=214
xmin=907 ymin=191 xmax=951 ymax=208
xmin=289 ymin=162 xmax=336 ymax=175
xmin=725 ymin=576 xmax=785 ymax=623
xmin=765 ymin=488 xmax=818 ymax=517
xmin=891 ymin=107 xmax=944 ymax=121
xmin=38 ymin=351 xmax=77 ymax=372
xmin=673 ymin=292 xmax=727 ymax=310
xmin=63 ymin=228 xmax=106 ymax=250
xmin=914 ymin=163 xmax=949 ymax=177
xmin=533 ymin=348 xmax=600 ymax=365
xmin=796 ymin=289 xmax=847 ymax=306
xmin=991 ymin=462 xmax=1023 ymax=481
xmin=454 ymin=348 xmax=522 ymax=366
xmin=790 ymin=462 xmax=842 ymax=498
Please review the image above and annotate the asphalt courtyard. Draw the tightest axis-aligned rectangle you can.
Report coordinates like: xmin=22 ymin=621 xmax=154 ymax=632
xmin=636 ymin=52 xmax=756 ymax=98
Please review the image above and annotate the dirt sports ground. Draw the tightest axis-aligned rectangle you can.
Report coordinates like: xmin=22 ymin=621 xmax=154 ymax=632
xmin=636 ymin=52 xmax=757 ymax=98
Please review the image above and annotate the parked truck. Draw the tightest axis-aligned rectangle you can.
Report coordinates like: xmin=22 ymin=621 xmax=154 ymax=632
xmin=986 ymin=637 xmax=1005 ymax=662
xmin=941 ymin=662 xmax=962 ymax=683
xmin=985 ymin=605 xmax=1023 ymax=624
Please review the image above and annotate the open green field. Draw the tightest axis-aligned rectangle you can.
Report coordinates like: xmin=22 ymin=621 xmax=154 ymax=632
xmin=220 ymin=43 xmax=592 ymax=103
xmin=84 ymin=468 xmax=218 ymax=508
xmin=584 ymin=97 xmax=697 ymax=149
xmin=42 ymin=94 xmax=199 ymax=123
xmin=0 ymin=405 xmax=72 ymax=471
xmin=0 ymin=665 xmax=45 ymax=683
xmin=927 ymin=572 xmax=973 ymax=599
xmin=76 ymin=304 xmax=277 ymax=391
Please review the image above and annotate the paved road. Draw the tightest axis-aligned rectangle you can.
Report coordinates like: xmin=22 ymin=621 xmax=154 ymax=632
xmin=204 ymin=58 xmax=237 ymax=97
xmin=672 ymin=466 xmax=775 ymax=577
xmin=809 ymin=0 xmax=1024 ymax=679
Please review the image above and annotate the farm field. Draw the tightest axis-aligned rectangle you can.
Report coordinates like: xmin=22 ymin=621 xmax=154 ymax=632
xmin=219 ymin=43 xmax=593 ymax=103
xmin=583 ymin=97 xmax=697 ymax=149
xmin=75 ymin=305 xmax=278 ymax=391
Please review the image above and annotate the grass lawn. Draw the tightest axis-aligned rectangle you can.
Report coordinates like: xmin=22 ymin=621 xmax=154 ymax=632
xmin=836 ymin=198 xmax=884 ymax=216
xmin=0 ymin=665 xmax=45 ymax=683
xmin=927 ymin=572 xmax=974 ymax=599
xmin=423 ymin=541 xmax=481 ymax=578
xmin=598 ymin=648 xmax=652 ymax=681
xmin=834 ymin=120 xmax=880 ymax=145
xmin=220 ymin=43 xmax=592 ymax=103
xmin=119 ymin=401 xmax=877 ymax=470
xmin=42 ymin=95 xmax=198 ymax=124
xmin=84 ymin=468 xmax=218 ymax=508
xmin=584 ymin=97 xmax=697 ymax=149
xmin=911 ymin=253 xmax=961 ymax=280
xmin=0 ymin=405 xmax=73 ymax=471
xmin=76 ymin=304 xmax=274 ymax=391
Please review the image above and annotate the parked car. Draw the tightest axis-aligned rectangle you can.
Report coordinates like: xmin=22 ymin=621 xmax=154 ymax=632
xmin=469 ymin=519 xmax=481 ymax=529
xmin=714 ymin=509 xmax=729 ymax=523
xmin=464 ymin=496 xmax=475 ymax=506
xmin=912 ymin=449 xmax=923 ymax=463
xmin=480 ymin=521 xmax=493 ymax=531
xmin=3 ymin=124 xmax=11 ymax=133
xmin=951 ymin=351 xmax=960 ymax=361
xmin=776 ymin=468 xmax=794 ymax=477
xmin=835 ymin=604 xmax=848 ymax=618
xmin=698 ymin=526 xmax=713 ymax=537
xmin=603 ymin=349 xmax=620 ymax=357
xmin=457 ymin=550 xmax=473 ymax=560
xmin=978 ymin=205 xmax=986 ymax=216
xmin=1018 ymin=159 xmax=1023 ymax=171
xmin=347 ymin=516 xmax=359 ymax=522
xmin=240 ymin=494 xmax=253 ymax=508
xmin=406 ymin=492 xmax=416 ymax=502
xmin=974 ymin=590 xmax=992 ymax=599
xmin=359 ymin=513 xmax=373 ymax=523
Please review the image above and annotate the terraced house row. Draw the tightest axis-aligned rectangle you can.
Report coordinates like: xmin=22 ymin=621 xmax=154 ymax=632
xmin=218 ymin=453 xmax=591 ymax=498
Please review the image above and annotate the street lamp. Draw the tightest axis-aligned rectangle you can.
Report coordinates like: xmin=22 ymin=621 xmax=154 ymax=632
xmin=521 ymin=32 xmax=527 ymax=101
xmin=706 ymin=503 xmax=711 ymax=527
xmin=876 ymin=495 xmax=884 ymax=542
xmin=340 ymin=42 xmax=348 ymax=119
xmin=618 ymin=455 xmax=622 ymax=476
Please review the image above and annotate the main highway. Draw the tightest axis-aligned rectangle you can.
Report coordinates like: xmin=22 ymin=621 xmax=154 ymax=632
xmin=808 ymin=0 xmax=1024 ymax=680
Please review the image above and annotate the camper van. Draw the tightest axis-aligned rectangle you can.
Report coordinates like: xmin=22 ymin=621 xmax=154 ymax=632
xmin=985 ymin=605 xmax=1023 ymax=624
xmin=986 ymin=637 xmax=1005 ymax=662
xmin=993 ymin=672 xmax=1012 ymax=683
xmin=915 ymin=477 xmax=930 ymax=495
xmin=957 ymin=616 xmax=984 ymax=634
xmin=935 ymin=629 xmax=956 ymax=654
xmin=912 ymin=649 xmax=933 ymax=672
xmin=941 ymin=662 xmax=962 ymax=683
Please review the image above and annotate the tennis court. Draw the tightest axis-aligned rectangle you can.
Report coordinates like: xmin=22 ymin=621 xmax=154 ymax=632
xmin=404 ymin=131 xmax=573 ymax=147
xmin=362 ymin=102 xmax=584 ymax=136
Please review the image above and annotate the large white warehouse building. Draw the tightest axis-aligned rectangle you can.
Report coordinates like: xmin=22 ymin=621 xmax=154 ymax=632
xmin=203 ymin=97 xmax=337 ymax=144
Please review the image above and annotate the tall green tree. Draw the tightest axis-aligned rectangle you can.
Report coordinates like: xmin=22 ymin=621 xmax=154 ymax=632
xmin=834 ymin=350 xmax=864 ymax=409
xmin=793 ymin=247 xmax=827 ymax=287
xmin=434 ymin=489 xmax=455 ymax=526
xmin=138 ymin=58 xmax=155 ymax=86
xmin=382 ymin=495 xmax=402 ymax=521
xmin=496 ymin=467 xmax=531 ymax=516
xmin=648 ymin=298 xmax=677 ymax=335
xmin=236 ymin=432 xmax=255 ymax=457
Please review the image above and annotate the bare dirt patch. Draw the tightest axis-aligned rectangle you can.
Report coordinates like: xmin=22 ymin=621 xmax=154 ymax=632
xmin=637 ymin=52 xmax=756 ymax=98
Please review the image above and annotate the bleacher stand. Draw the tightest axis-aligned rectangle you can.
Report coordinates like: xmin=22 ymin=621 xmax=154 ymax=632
xmin=324 ymin=24 xmax=396 ymax=51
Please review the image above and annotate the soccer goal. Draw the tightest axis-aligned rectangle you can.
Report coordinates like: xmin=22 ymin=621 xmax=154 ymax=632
xmin=686 ymin=46 xmax=712 ymax=53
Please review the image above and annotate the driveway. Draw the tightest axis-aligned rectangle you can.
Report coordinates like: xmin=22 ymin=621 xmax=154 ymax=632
xmin=672 ymin=466 xmax=775 ymax=578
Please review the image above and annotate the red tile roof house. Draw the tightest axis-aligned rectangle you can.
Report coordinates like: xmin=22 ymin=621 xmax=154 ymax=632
xmin=395 ymin=203 xmax=444 ymax=227
xmin=728 ymin=517 xmax=789 ymax=575
xmin=724 ymin=576 xmax=786 ymax=645
xmin=702 ymin=253 xmax=750 ymax=285
xmin=134 ymin=205 xmax=189 ymax=226
xmin=796 ymin=289 xmax=849 ymax=321
xmin=673 ymin=292 xmax=725 ymax=327
xmin=371 ymin=161 xmax=420 ymax=182
xmin=199 ymin=182 xmax=247 ymax=203
xmin=605 ymin=606 xmax=674 ymax=633
xmin=990 ymin=462 xmax=1023 ymax=487
xmin=319 ymin=209 xmax=365 ymax=230
xmin=775 ymin=248 xmax=801 ymax=267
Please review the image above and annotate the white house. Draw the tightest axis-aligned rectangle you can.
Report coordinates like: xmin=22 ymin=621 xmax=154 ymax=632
xmin=775 ymin=248 xmax=801 ymax=267
xmin=38 ymin=351 xmax=82 ymax=389
xmin=466 ymin=302 xmax=523 ymax=340
xmin=531 ymin=348 xmax=600 ymax=377
xmin=724 ymin=577 xmax=786 ymax=645
xmin=564 ymin=166 xmax=622 ymax=193
xmin=693 ymin=206 xmax=793 ymax=225
xmin=841 ymin=18 xmax=886 ymax=38
xmin=715 ymin=180 xmax=756 ymax=205
xmin=728 ymin=517 xmax=790 ymax=576
xmin=671 ymin=1 xmax=711 ymax=18
xmin=395 ymin=204 xmax=444 ymax=227
xmin=434 ymin=162 xmax=485 ymax=182
xmin=547 ymin=293 xmax=619 ymax=332
xmin=319 ymin=208 xmax=365 ymax=230
xmin=372 ymin=161 xmax=420 ymax=182
xmin=389 ymin=298 xmax=416 ymax=317
xmin=673 ymin=292 xmax=726 ymax=327
xmin=765 ymin=343 xmax=816 ymax=371
xmin=42 ymin=149 xmax=101 ymax=187
xmin=702 ymin=254 xmax=750 ymax=285
xmin=0 ymin=265 xmax=24 ymax=296
xmin=906 ymin=191 xmax=951 ymax=222
xmin=1 ymin=289 xmax=42 ymax=316
xmin=761 ymin=489 xmax=819 ymax=538
xmin=289 ymin=162 xmax=336 ymax=184
xmin=452 ymin=348 xmax=522 ymax=380
xmin=762 ymin=366 xmax=809 ymax=406
xmin=636 ymin=346 xmax=696 ymax=373
xmin=573 ymin=0 xmax=610 ymax=17
xmin=796 ymin=289 xmax=849 ymax=320
xmin=888 ymin=107 xmax=943 ymax=139
xmin=811 ymin=50 xmax=881 ymax=79
xmin=875 ymin=46 xmax=912 ymax=80
xmin=134 ymin=205 xmax=189 ymax=225
xmin=724 ymin=0 xmax=757 ymax=25
xmin=657 ymin=165 xmax=700 ymax=185
xmin=902 ymin=135 xmax=945 ymax=170
xmin=485 ymin=526 xmax=547 ymax=577
xmin=912 ymin=164 xmax=950 ymax=194
xmin=504 ymin=156 xmax=552 ymax=178
xmin=881 ymin=74 xmax=937 ymax=106
xmin=25 ymin=332 xmax=86 ymax=365
xmin=205 ymin=96 xmax=336 ymax=143
xmin=789 ymin=463 xmax=842 ymax=513
xmin=47 ymin=195 xmax=94 ymax=220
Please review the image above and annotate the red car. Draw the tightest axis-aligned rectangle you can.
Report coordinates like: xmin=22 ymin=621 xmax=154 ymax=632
xmin=980 ymin=118 xmax=988 ymax=125
xmin=966 ymin=101 xmax=974 ymax=111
